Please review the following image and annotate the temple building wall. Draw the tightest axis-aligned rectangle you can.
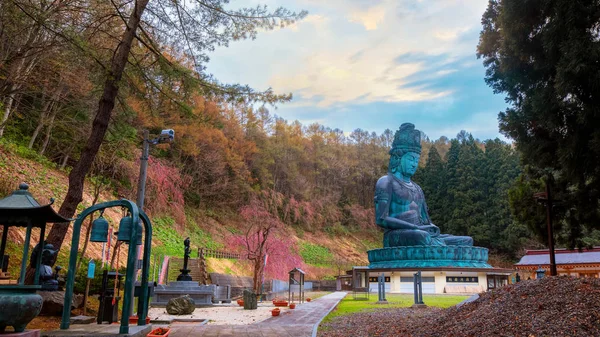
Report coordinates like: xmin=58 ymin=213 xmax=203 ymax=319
xmin=346 ymin=268 xmax=511 ymax=295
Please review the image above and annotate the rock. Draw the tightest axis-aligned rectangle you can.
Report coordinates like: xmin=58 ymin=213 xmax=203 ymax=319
xmin=70 ymin=315 xmax=96 ymax=324
xmin=38 ymin=291 xmax=83 ymax=316
xmin=243 ymin=289 xmax=257 ymax=310
xmin=166 ymin=295 xmax=195 ymax=315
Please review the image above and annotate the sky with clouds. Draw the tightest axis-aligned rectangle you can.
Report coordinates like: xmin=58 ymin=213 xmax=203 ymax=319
xmin=206 ymin=0 xmax=508 ymax=141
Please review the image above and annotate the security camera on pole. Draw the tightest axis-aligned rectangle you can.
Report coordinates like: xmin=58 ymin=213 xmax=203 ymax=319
xmin=130 ymin=129 xmax=174 ymax=317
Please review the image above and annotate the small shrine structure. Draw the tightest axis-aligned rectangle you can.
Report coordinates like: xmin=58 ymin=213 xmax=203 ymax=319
xmin=0 ymin=183 xmax=71 ymax=333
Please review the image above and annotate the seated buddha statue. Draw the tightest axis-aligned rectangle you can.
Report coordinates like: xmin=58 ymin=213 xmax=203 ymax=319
xmin=374 ymin=123 xmax=473 ymax=247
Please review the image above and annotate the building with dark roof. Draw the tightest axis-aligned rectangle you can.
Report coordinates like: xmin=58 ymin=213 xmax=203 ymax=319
xmin=515 ymin=247 xmax=600 ymax=279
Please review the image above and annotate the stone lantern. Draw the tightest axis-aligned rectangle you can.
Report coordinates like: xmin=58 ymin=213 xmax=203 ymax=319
xmin=0 ymin=183 xmax=71 ymax=333
xmin=536 ymin=265 xmax=546 ymax=279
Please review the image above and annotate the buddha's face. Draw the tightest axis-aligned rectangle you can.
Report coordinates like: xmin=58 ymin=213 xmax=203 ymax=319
xmin=400 ymin=152 xmax=420 ymax=177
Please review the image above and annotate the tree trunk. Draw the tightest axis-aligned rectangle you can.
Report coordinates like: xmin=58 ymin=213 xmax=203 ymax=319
xmin=30 ymin=83 xmax=62 ymax=149
xmin=44 ymin=0 xmax=149 ymax=255
xmin=60 ymin=154 xmax=69 ymax=169
xmin=39 ymin=105 xmax=58 ymax=155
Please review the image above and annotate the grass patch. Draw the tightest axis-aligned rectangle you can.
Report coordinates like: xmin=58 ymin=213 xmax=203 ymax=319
xmin=299 ymin=242 xmax=332 ymax=266
xmin=322 ymin=293 xmax=469 ymax=323
xmin=152 ymin=216 xmax=222 ymax=257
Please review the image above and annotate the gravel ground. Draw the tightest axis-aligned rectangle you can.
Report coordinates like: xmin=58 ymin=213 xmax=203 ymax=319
xmin=319 ymin=277 xmax=600 ymax=337
xmin=148 ymin=301 xmax=290 ymax=325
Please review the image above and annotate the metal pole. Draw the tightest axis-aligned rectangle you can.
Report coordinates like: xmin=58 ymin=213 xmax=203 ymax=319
xmin=137 ymin=130 xmax=149 ymax=213
xmin=19 ymin=226 xmax=32 ymax=285
xmin=413 ymin=272 xmax=418 ymax=304
xmin=546 ymin=177 xmax=557 ymax=276
xmin=417 ymin=271 xmax=424 ymax=304
xmin=61 ymin=217 xmax=83 ymax=329
xmin=0 ymin=225 xmax=8 ymax=271
xmin=120 ymin=205 xmax=140 ymax=334
xmin=137 ymin=211 xmax=152 ymax=325
xmin=34 ymin=225 xmax=46 ymax=285
xmin=131 ymin=130 xmax=149 ymax=316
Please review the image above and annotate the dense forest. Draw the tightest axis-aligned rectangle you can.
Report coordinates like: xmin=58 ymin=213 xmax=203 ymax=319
xmin=1 ymin=0 xmax=577 ymax=282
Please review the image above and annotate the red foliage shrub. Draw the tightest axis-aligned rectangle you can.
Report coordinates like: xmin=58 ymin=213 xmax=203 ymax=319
xmin=143 ymin=156 xmax=190 ymax=225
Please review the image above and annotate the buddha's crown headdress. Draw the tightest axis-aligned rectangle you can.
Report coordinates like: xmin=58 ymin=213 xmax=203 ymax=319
xmin=390 ymin=123 xmax=421 ymax=156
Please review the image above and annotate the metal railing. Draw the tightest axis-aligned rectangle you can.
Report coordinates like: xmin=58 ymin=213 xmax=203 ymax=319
xmin=198 ymin=247 xmax=244 ymax=260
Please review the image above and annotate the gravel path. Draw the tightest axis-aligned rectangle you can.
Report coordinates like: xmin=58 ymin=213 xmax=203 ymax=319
xmin=319 ymin=277 xmax=600 ymax=337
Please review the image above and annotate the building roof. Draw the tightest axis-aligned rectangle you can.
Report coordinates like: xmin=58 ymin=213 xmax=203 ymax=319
xmin=0 ymin=183 xmax=71 ymax=226
xmin=515 ymin=247 xmax=600 ymax=266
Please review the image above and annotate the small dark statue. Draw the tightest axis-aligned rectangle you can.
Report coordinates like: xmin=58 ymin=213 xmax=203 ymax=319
xmin=30 ymin=242 xmax=61 ymax=291
xmin=177 ymin=237 xmax=192 ymax=281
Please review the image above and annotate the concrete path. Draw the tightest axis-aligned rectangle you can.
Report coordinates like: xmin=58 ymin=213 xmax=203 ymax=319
xmin=168 ymin=292 xmax=347 ymax=337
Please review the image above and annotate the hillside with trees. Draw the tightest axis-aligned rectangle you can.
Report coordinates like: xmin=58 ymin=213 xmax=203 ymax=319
xmin=0 ymin=0 xmax=554 ymax=286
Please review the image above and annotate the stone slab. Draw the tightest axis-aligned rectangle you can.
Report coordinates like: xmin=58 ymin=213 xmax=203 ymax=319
xmin=152 ymin=284 xmax=215 ymax=307
xmin=0 ymin=329 xmax=40 ymax=337
xmin=411 ymin=303 xmax=428 ymax=309
xmin=42 ymin=324 xmax=152 ymax=337
xmin=69 ymin=316 xmax=95 ymax=325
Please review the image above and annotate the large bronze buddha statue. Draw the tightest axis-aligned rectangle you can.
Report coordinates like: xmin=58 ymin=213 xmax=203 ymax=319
xmin=374 ymin=123 xmax=473 ymax=247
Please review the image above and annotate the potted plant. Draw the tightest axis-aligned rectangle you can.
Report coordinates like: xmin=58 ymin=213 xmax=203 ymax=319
xmin=237 ymin=299 xmax=244 ymax=307
xmin=289 ymin=303 xmax=296 ymax=309
xmin=148 ymin=327 xmax=170 ymax=337
xmin=271 ymin=308 xmax=281 ymax=317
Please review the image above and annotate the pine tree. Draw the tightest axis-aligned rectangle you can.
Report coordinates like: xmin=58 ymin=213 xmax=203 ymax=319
xmin=419 ymin=146 xmax=446 ymax=229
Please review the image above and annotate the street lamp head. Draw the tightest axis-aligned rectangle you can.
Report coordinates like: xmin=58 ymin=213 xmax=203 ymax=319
xmin=159 ymin=129 xmax=174 ymax=143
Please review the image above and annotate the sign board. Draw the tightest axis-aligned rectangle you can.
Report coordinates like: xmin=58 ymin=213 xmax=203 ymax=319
xmin=87 ymin=260 xmax=96 ymax=279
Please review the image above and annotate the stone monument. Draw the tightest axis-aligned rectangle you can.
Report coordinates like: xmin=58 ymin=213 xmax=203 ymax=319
xmin=30 ymin=242 xmax=60 ymax=291
xmin=152 ymin=238 xmax=215 ymax=307
xmin=177 ymin=237 xmax=192 ymax=281
xmin=368 ymin=123 xmax=491 ymax=268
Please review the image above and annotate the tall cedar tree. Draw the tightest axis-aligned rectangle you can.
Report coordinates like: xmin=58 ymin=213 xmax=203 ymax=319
xmin=478 ymin=0 xmax=600 ymax=246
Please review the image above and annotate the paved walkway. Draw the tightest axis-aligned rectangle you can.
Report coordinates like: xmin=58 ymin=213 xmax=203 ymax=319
xmin=168 ymin=292 xmax=347 ymax=337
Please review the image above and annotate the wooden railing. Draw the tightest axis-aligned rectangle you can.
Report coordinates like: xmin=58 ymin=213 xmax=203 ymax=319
xmin=198 ymin=247 xmax=244 ymax=260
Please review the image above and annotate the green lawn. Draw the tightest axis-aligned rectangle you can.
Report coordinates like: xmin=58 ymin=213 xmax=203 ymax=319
xmin=322 ymin=293 xmax=469 ymax=323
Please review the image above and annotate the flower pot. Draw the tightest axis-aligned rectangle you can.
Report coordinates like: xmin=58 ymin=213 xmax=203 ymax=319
xmin=271 ymin=309 xmax=280 ymax=317
xmin=129 ymin=316 xmax=150 ymax=324
xmin=237 ymin=299 xmax=244 ymax=307
xmin=289 ymin=303 xmax=296 ymax=309
xmin=274 ymin=301 xmax=288 ymax=307
xmin=148 ymin=327 xmax=170 ymax=337
xmin=306 ymin=298 xmax=312 ymax=302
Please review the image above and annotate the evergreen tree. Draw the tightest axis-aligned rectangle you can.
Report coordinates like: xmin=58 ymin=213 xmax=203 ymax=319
xmin=419 ymin=146 xmax=446 ymax=227
xmin=483 ymin=139 xmax=521 ymax=251
xmin=478 ymin=0 xmax=600 ymax=245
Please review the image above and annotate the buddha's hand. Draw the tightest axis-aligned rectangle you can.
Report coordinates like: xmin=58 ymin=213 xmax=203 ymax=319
xmin=420 ymin=224 xmax=441 ymax=236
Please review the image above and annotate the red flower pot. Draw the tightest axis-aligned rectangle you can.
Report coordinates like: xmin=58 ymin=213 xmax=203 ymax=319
xmin=306 ymin=298 xmax=312 ymax=302
xmin=148 ymin=327 xmax=170 ymax=337
xmin=237 ymin=299 xmax=244 ymax=307
xmin=129 ymin=316 xmax=151 ymax=324
xmin=289 ymin=303 xmax=296 ymax=309
xmin=271 ymin=309 xmax=281 ymax=317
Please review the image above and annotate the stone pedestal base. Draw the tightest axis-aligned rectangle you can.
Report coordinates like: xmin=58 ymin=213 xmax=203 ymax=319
xmin=411 ymin=303 xmax=428 ymax=309
xmin=151 ymin=282 xmax=215 ymax=307
xmin=375 ymin=301 xmax=389 ymax=305
xmin=368 ymin=246 xmax=491 ymax=268
xmin=176 ymin=270 xmax=192 ymax=281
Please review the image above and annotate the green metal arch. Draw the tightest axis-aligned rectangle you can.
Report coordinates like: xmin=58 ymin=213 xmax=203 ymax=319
xmin=60 ymin=199 xmax=152 ymax=334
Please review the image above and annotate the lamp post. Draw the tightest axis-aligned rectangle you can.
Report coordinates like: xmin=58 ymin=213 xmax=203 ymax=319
xmin=130 ymin=129 xmax=174 ymax=317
